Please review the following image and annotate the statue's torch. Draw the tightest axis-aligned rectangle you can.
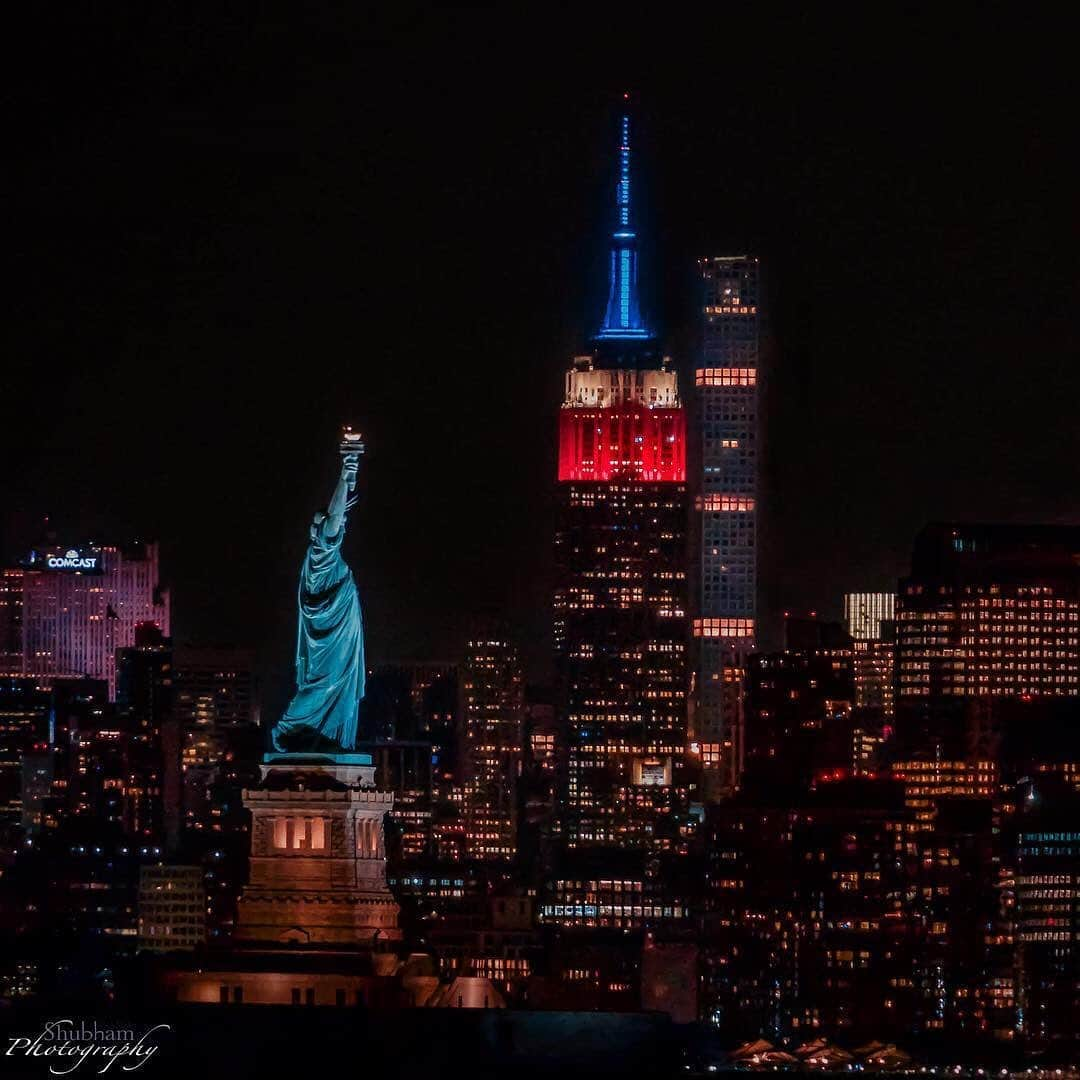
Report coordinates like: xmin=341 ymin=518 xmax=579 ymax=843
xmin=339 ymin=427 xmax=365 ymax=493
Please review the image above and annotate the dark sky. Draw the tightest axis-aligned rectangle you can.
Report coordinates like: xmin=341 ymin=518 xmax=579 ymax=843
xmin=6 ymin=10 xmax=1079 ymax=708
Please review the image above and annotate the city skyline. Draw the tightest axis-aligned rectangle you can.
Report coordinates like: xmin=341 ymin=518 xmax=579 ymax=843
xmin=6 ymin=12 xmax=1078 ymax=707
xmin=4 ymin=11 xmax=1080 ymax=1069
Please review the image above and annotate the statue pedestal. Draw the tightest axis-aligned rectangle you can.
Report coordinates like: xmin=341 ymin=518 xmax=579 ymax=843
xmin=260 ymin=751 xmax=376 ymax=789
xmin=235 ymin=754 xmax=401 ymax=946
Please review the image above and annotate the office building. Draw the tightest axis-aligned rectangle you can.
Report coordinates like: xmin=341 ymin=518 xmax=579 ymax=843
xmin=1013 ymin=778 xmax=1080 ymax=1041
xmin=138 ymin=863 xmax=206 ymax=953
xmin=554 ymin=99 xmax=693 ymax=854
xmin=898 ymin=524 xmax=1080 ymax=702
xmin=896 ymin=524 xmax=1080 ymax=763
xmin=172 ymin=645 xmax=258 ymax=767
xmin=0 ymin=571 xmax=23 ymax=673
xmin=844 ymin=592 xmax=896 ymax=642
xmin=461 ymin=639 xmax=523 ymax=861
xmin=6 ymin=542 xmax=169 ymax=699
xmin=0 ymin=678 xmax=50 ymax=837
xmin=116 ymin=626 xmax=181 ymax=849
xmin=843 ymin=593 xmax=898 ymax=769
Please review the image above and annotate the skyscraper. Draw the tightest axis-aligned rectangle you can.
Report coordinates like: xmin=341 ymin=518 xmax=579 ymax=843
xmin=693 ymin=256 xmax=760 ymax=796
xmin=7 ymin=542 xmax=170 ymax=699
xmin=461 ymin=638 xmax=523 ymax=861
xmin=895 ymin=522 xmax=1080 ymax=761
xmin=172 ymin=644 xmax=258 ymax=805
xmin=844 ymin=592 xmax=896 ymax=641
xmin=897 ymin=523 xmax=1080 ymax=702
xmin=116 ymin=625 xmax=181 ymax=850
xmin=0 ymin=571 xmax=23 ymax=673
xmin=0 ymin=678 xmax=49 ymax=844
xmin=137 ymin=864 xmax=206 ymax=953
xmin=554 ymin=99 xmax=693 ymax=862
xmin=844 ymin=591 xmax=897 ymax=751
xmin=1013 ymin=778 xmax=1080 ymax=1041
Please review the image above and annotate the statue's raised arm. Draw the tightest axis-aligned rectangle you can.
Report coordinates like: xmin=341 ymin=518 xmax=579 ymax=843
xmin=270 ymin=430 xmax=366 ymax=756
xmin=324 ymin=431 xmax=362 ymax=538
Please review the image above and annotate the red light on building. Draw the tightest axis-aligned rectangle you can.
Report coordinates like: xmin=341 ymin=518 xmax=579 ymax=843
xmin=814 ymin=767 xmax=852 ymax=784
xmin=557 ymin=406 xmax=686 ymax=482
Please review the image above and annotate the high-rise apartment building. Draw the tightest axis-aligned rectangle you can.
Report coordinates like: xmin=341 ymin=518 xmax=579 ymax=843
xmin=694 ymin=256 xmax=760 ymax=796
xmin=554 ymin=100 xmax=692 ymax=858
xmin=4 ymin=542 xmax=170 ymax=699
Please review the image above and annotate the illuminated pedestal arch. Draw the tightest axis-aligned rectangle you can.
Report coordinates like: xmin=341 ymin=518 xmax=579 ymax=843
xmin=235 ymin=758 xmax=401 ymax=946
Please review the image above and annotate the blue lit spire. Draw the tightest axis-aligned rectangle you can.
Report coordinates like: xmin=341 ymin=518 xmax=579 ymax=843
xmin=596 ymin=97 xmax=651 ymax=341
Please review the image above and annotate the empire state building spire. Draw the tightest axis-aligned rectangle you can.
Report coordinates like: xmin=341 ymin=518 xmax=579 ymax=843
xmin=596 ymin=95 xmax=651 ymax=342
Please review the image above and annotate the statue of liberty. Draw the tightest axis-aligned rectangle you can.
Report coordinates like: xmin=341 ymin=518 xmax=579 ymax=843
xmin=271 ymin=431 xmax=366 ymax=755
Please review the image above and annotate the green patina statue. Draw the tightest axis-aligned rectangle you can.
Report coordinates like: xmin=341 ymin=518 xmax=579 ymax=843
xmin=270 ymin=431 xmax=366 ymax=755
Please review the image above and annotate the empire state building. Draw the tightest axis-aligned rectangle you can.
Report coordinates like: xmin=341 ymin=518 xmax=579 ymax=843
xmin=553 ymin=99 xmax=694 ymax=901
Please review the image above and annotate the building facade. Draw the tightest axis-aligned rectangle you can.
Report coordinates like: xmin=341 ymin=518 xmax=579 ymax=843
xmin=1013 ymin=781 xmax=1080 ymax=1041
xmin=554 ymin=102 xmax=692 ymax=856
xmin=172 ymin=645 xmax=258 ymax=769
xmin=694 ymin=256 xmax=761 ymax=796
xmin=460 ymin=639 xmax=523 ymax=861
xmin=138 ymin=864 xmax=206 ymax=953
xmin=5 ymin=543 xmax=170 ymax=699
xmin=0 ymin=571 xmax=22 ymax=673
xmin=844 ymin=592 xmax=896 ymax=642
xmin=897 ymin=524 xmax=1080 ymax=703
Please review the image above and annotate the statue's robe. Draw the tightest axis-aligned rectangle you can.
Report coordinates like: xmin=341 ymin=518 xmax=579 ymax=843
xmin=272 ymin=517 xmax=364 ymax=752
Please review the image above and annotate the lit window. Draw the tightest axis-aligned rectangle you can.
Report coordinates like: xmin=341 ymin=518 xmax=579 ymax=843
xmin=693 ymin=618 xmax=755 ymax=640
xmin=695 ymin=368 xmax=757 ymax=387
xmin=698 ymin=494 xmax=755 ymax=512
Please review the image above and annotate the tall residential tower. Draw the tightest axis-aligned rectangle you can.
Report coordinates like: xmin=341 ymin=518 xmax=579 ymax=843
xmin=694 ymin=257 xmax=760 ymax=796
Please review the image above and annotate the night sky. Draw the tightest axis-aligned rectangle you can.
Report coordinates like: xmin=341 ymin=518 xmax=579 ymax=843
xmin=6 ymin=11 xmax=1079 ymax=710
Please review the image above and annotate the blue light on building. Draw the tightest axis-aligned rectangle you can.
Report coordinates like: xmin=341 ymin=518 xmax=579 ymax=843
xmin=596 ymin=108 xmax=650 ymax=341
